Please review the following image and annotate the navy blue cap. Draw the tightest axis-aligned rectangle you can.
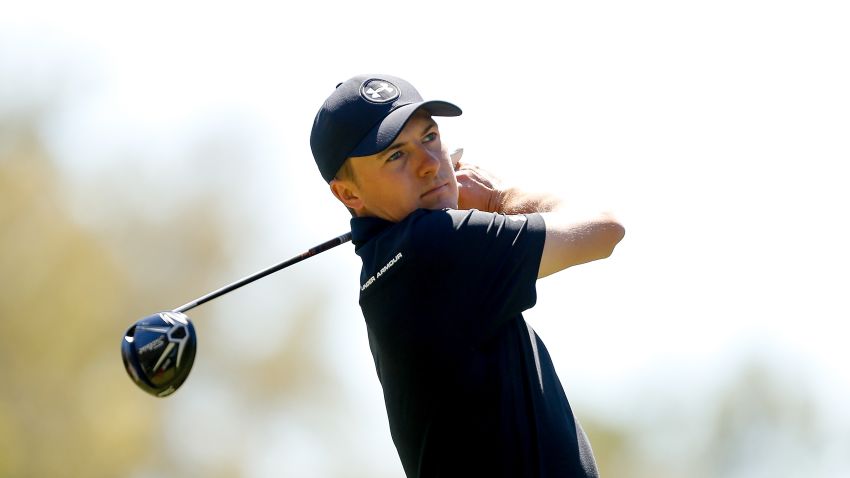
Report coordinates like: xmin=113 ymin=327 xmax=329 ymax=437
xmin=310 ymin=74 xmax=462 ymax=183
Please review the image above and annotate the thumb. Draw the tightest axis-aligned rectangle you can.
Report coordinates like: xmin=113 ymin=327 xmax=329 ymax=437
xmin=450 ymin=148 xmax=464 ymax=171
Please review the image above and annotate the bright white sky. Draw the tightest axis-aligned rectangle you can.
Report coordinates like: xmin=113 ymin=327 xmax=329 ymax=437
xmin=3 ymin=0 xmax=849 ymax=474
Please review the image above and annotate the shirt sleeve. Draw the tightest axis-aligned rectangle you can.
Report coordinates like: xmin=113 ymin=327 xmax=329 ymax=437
xmin=409 ymin=208 xmax=547 ymax=348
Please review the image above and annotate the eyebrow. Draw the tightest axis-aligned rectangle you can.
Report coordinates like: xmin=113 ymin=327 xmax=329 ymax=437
xmin=380 ymin=119 xmax=438 ymax=158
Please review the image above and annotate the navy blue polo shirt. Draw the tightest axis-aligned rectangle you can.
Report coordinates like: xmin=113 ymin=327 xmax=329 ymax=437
xmin=352 ymin=208 xmax=598 ymax=478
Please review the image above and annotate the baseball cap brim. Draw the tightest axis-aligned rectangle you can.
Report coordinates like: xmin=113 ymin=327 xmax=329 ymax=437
xmin=348 ymin=100 xmax=462 ymax=158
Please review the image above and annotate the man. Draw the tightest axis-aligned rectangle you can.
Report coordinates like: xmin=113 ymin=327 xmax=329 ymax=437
xmin=310 ymin=74 xmax=624 ymax=477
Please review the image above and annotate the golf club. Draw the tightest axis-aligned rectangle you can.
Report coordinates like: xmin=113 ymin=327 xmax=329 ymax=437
xmin=121 ymin=232 xmax=352 ymax=397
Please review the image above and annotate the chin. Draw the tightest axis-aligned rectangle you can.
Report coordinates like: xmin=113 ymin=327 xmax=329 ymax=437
xmin=418 ymin=185 xmax=459 ymax=211
xmin=424 ymin=198 xmax=457 ymax=211
xmin=441 ymin=198 xmax=459 ymax=210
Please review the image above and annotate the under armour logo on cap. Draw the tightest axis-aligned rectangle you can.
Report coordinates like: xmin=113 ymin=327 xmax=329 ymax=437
xmin=311 ymin=74 xmax=462 ymax=183
xmin=361 ymin=79 xmax=399 ymax=103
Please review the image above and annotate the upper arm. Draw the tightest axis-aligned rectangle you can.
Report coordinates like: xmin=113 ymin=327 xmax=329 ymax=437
xmin=405 ymin=209 xmax=546 ymax=350
xmin=537 ymin=211 xmax=625 ymax=278
xmin=412 ymin=209 xmax=545 ymax=314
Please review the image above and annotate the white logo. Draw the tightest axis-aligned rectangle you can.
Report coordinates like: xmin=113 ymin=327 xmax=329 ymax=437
xmin=136 ymin=312 xmax=191 ymax=372
xmin=361 ymin=79 xmax=399 ymax=103
xmin=361 ymin=252 xmax=403 ymax=291
xmin=366 ymin=83 xmax=393 ymax=98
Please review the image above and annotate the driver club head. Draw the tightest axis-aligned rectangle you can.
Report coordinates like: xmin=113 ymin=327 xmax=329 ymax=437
xmin=121 ymin=311 xmax=197 ymax=397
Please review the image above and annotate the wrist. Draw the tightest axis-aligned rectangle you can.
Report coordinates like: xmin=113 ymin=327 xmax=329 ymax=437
xmin=491 ymin=188 xmax=511 ymax=214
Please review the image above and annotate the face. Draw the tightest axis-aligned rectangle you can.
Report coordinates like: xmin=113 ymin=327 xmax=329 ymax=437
xmin=330 ymin=111 xmax=459 ymax=222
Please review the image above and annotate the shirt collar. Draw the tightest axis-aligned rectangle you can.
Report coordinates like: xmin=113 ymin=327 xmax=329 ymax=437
xmin=350 ymin=209 xmax=444 ymax=251
xmin=350 ymin=215 xmax=395 ymax=250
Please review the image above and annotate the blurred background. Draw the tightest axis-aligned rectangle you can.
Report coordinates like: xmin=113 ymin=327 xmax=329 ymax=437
xmin=1 ymin=0 xmax=848 ymax=476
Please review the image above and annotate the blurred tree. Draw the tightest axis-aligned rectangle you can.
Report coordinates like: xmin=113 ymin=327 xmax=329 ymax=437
xmin=0 ymin=104 xmax=233 ymax=476
xmin=580 ymin=417 xmax=637 ymax=477
xmin=2 ymin=59 xmax=837 ymax=477
xmin=701 ymin=359 xmax=823 ymax=478
xmin=0 ymin=113 xmax=154 ymax=476
xmin=578 ymin=357 xmax=833 ymax=478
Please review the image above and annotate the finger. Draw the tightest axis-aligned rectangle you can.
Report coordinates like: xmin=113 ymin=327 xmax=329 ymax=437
xmin=450 ymin=148 xmax=464 ymax=171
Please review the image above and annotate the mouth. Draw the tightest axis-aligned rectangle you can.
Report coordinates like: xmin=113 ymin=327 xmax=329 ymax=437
xmin=421 ymin=183 xmax=448 ymax=199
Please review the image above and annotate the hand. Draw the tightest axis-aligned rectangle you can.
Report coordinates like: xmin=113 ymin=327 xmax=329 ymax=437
xmin=452 ymin=149 xmax=505 ymax=212
xmin=451 ymin=148 xmax=563 ymax=215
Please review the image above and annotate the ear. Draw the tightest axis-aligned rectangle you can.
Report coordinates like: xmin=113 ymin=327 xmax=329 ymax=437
xmin=329 ymin=178 xmax=364 ymax=212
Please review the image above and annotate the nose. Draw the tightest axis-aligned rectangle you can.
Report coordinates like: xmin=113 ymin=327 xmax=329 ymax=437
xmin=413 ymin=144 xmax=441 ymax=178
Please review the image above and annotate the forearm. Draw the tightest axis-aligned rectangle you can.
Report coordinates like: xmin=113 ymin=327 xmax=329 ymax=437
xmin=496 ymin=187 xmax=563 ymax=215
xmin=455 ymin=158 xmax=564 ymax=215
xmin=452 ymin=154 xmax=623 ymax=278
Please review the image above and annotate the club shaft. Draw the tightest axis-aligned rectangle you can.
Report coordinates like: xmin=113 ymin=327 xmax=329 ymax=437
xmin=173 ymin=232 xmax=352 ymax=314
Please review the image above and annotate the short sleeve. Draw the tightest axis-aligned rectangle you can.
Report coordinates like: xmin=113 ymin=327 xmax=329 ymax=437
xmin=409 ymin=208 xmax=547 ymax=347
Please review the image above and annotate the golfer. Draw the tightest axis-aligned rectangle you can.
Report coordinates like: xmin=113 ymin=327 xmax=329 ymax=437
xmin=310 ymin=74 xmax=624 ymax=478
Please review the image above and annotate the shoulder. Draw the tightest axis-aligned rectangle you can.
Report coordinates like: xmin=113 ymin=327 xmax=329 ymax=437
xmin=405 ymin=208 xmax=546 ymax=255
xmin=408 ymin=208 xmax=544 ymax=231
xmin=406 ymin=208 xmax=471 ymax=236
xmin=405 ymin=208 xmax=484 ymax=245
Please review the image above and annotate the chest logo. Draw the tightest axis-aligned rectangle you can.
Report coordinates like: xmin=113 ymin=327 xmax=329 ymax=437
xmin=361 ymin=252 xmax=403 ymax=292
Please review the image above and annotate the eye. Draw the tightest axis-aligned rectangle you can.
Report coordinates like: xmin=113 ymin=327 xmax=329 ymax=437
xmin=386 ymin=150 xmax=404 ymax=162
xmin=423 ymin=132 xmax=438 ymax=143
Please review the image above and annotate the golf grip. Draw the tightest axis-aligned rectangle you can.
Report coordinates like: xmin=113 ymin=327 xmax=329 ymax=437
xmin=173 ymin=232 xmax=353 ymax=314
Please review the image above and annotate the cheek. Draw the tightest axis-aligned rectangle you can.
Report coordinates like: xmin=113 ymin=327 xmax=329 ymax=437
xmin=376 ymin=174 xmax=418 ymax=206
xmin=447 ymin=174 xmax=459 ymax=195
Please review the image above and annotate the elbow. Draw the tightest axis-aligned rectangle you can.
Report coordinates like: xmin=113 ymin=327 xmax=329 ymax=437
xmin=598 ymin=213 xmax=625 ymax=258
xmin=608 ymin=215 xmax=626 ymax=245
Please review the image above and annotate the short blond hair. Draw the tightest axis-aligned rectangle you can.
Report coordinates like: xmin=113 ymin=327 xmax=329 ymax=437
xmin=334 ymin=158 xmax=357 ymax=184
xmin=334 ymin=159 xmax=358 ymax=217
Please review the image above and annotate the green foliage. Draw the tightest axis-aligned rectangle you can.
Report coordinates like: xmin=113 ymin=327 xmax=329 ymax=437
xmin=0 ymin=121 xmax=154 ymax=477
xmin=1 ymin=80 xmax=838 ymax=478
xmin=0 ymin=108 xmax=234 ymax=477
